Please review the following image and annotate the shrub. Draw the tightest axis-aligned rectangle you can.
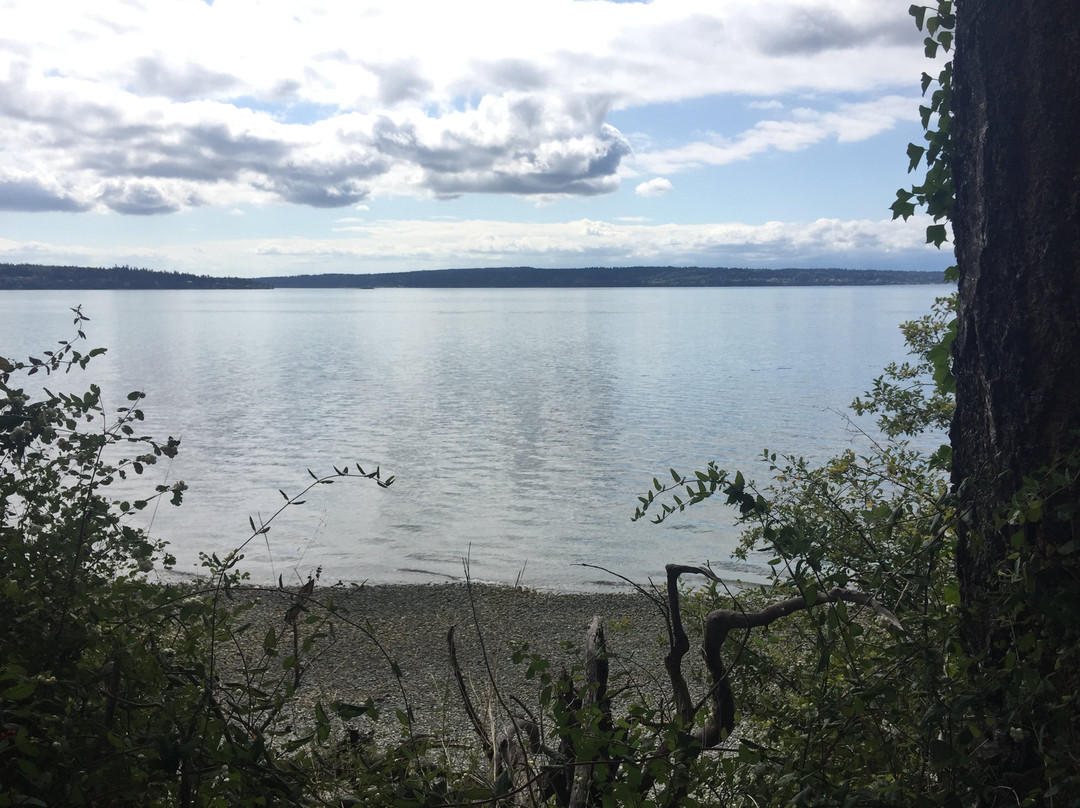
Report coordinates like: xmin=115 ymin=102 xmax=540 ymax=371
xmin=1 ymin=309 xmax=389 ymax=807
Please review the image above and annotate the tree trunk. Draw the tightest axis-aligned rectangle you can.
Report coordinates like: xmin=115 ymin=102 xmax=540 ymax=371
xmin=951 ymin=0 xmax=1080 ymax=801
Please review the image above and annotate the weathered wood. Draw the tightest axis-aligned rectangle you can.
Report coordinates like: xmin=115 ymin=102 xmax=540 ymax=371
xmin=664 ymin=564 xmax=903 ymax=747
xmin=495 ymin=717 xmax=542 ymax=805
xmin=568 ymin=616 xmax=609 ymax=808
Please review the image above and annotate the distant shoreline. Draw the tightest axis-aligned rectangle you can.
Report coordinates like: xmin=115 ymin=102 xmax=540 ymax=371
xmin=2 ymin=262 xmax=949 ymax=291
xmin=0 ymin=263 xmax=268 ymax=290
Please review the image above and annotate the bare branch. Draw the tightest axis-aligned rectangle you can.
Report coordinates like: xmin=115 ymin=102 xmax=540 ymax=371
xmin=663 ymin=564 xmax=905 ymax=749
xmin=447 ymin=625 xmax=493 ymax=758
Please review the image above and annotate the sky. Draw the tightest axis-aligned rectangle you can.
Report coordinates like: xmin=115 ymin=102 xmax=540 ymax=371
xmin=0 ymin=0 xmax=953 ymax=278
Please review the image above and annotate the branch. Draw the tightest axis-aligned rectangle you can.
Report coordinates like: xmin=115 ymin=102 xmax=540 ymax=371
xmin=663 ymin=564 xmax=721 ymax=726
xmin=568 ymin=616 xmax=609 ymax=808
xmin=447 ymin=625 xmax=494 ymax=758
xmin=663 ymin=564 xmax=904 ymax=749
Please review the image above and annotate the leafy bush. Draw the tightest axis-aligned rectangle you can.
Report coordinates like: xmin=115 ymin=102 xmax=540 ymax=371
xmin=622 ymin=284 xmax=962 ymax=806
xmin=0 ymin=309 xmax=391 ymax=807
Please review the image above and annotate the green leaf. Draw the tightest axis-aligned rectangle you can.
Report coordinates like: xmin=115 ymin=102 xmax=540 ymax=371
xmin=2 ymin=680 xmax=36 ymax=700
xmin=926 ymin=223 xmax=949 ymax=247
xmin=331 ymin=700 xmax=374 ymax=721
xmin=909 ymin=4 xmax=927 ymax=30
xmin=906 ymin=143 xmax=926 ymax=172
xmin=891 ymin=197 xmax=917 ymax=220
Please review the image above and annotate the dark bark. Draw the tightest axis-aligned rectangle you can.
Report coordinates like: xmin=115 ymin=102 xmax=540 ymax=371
xmin=952 ymin=0 xmax=1080 ymax=607
xmin=951 ymin=0 xmax=1080 ymax=799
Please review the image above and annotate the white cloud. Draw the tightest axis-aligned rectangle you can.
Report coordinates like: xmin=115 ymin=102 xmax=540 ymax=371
xmin=632 ymin=95 xmax=919 ymax=175
xmin=1 ymin=0 xmax=927 ymax=215
xmin=636 ymin=177 xmax=673 ymax=197
xmin=0 ymin=216 xmax=951 ymax=276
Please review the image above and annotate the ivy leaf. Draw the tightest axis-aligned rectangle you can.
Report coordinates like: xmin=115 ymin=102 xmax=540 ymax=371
xmin=926 ymin=223 xmax=949 ymax=248
xmin=907 ymin=143 xmax=926 ymax=172
xmin=909 ymin=4 xmax=927 ymax=30
xmin=891 ymin=194 xmax=917 ymax=221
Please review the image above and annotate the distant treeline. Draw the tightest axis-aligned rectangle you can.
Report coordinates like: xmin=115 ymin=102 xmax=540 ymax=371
xmin=259 ymin=266 xmax=948 ymax=288
xmin=1 ymin=263 xmax=948 ymax=291
xmin=0 ymin=263 xmax=269 ymax=290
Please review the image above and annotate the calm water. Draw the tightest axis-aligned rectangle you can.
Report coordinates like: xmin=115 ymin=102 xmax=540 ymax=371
xmin=1 ymin=286 xmax=946 ymax=590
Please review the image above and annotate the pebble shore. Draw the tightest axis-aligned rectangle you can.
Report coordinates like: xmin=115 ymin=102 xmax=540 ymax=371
xmin=231 ymin=582 xmax=675 ymax=744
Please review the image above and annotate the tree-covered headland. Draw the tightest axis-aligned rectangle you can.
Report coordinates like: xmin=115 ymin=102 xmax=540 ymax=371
xmin=0 ymin=263 xmax=268 ymax=290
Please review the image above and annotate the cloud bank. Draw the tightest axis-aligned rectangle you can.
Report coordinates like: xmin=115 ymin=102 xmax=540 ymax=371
xmin=2 ymin=0 xmax=927 ymax=215
xmin=0 ymin=215 xmax=951 ymax=277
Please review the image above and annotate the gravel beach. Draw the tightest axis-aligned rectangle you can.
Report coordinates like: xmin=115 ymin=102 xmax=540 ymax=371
xmin=230 ymin=582 xmax=675 ymax=746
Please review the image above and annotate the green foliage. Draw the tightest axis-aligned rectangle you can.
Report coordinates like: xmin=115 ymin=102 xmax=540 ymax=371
xmin=0 ymin=311 xmax=394 ymax=807
xmin=969 ymin=450 xmax=1080 ymax=805
xmin=892 ymin=2 xmax=958 ymax=391
xmin=632 ymin=376 xmax=959 ymax=805
xmin=892 ymin=3 xmax=955 ymax=255
xmin=852 ymin=293 xmax=956 ymax=441
xmin=629 ymin=184 xmax=964 ymax=803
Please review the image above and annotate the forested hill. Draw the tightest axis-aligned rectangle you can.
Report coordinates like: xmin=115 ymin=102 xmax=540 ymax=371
xmin=1 ymin=263 xmax=947 ymax=290
xmin=259 ymin=266 xmax=947 ymax=288
xmin=0 ymin=263 xmax=269 ymax=290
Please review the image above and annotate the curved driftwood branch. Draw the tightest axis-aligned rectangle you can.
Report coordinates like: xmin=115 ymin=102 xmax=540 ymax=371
xmin=663 ymin=564 xmax=721 ymax=726
xmin=664 ymin=564 xmax=905 ymax=748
